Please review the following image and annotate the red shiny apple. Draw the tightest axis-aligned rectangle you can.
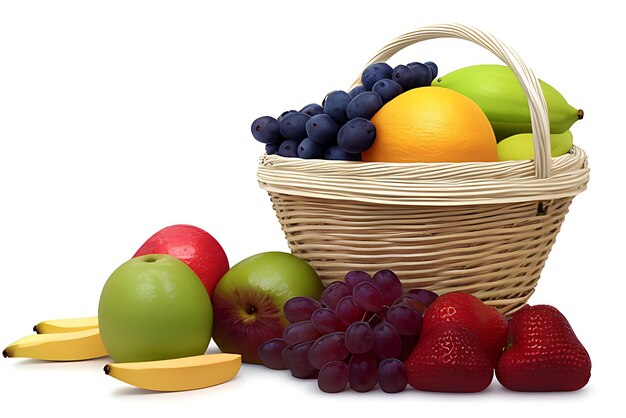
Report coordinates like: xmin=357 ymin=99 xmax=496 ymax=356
xmin=134 ymin=224 xmax=229 ymax=298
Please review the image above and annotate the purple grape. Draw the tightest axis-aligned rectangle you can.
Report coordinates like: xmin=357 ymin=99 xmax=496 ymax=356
xmin=305 ymin=113 xmax=339 ymax=145
xmin=372 ymin=269 xmax=403 ymax=306
xmin=348 ymin=85 xmax=368 ymax=98
xmin=394 ymin=295 xmax=427 ymax=315
xmin=344 ymin=270 xmax=372 ymax=289
xmin=311 ymin=308 xmax=345 ymax=334
xmin=386 ymin=304 xmax=423 ymax=336
xmin=282 ymin=340 xmax=317 ymax=379
xmin=353 ymin=281 xmax=384 ymax=313
xmin=277 ymin=110 xmax=297 ymax=123
xmin=346 ymin=92 xmax=383 ymax=120
xmin=372 ymin=321 xmax=402 ymax=359
xmin=321 ymin=281 xmax=351 ymax=310
xmin=323 ymin=90 xmax=351 ymax=124
xmin=300 ymin=103 xmax=324 ymax=117
xmin=279 ymin=111 xmax=310 ymax=140
xmin=258 ymin=338 xmax=288 ymax=370
xmin=408 ymin=62 xmax=432 ymax=88
xmin=297 ymin=138 xmax=325 ymax=159
xmin=337 ymin=117 xmax=376 ymax=154
xmin=345 ymin=321 xmax=374 ymax=354
xmin=405 ymin=288 xmax=438 ymax=307
xmin=265 ymin=142 xmax=280 ymax=155
xmin=335 ymin=296 xmax=366 ymax=326
xmin=361 ymin=62 xmax=393 ymax=90
xmin=392 ymin=64 xmax=413 ymax=90
xmin=372 ymin=78 xmax=403 ymax=103
xmin=324 ymin=145 xmax=361 ymax=161
xmin=398 ymin=334 xmax=420 ymax=362
xmin=277 ymin=139 xmax=300 ymax=157
xmin=283 ymin=320 xmax=321 ymax=347
xmin=308 ymin=332 xmax=349 ymax=369
xmin=251 ymin=116 xmax=281 ymax=144
xmin=348 ymin=352 xmax=378 ymax=392
xmin=318 ymin=361 xmax=349 ymax=393
xmin=378 ymin=358 xmax=407 ymax=393
xmin=424 ymin=61 xmax=438 ymax=81
xmin=284 ymin=296 xmax=321 ymax=323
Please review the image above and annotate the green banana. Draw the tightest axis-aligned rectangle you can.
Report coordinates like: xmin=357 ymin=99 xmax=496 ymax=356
xmin=433 ymin=64 xmax=583 ymax=140
xmin=497 ymin=130 xmax=574 ymax=161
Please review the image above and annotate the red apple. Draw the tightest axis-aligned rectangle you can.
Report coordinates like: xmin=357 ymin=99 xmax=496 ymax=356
xmin=134 ymin=224 xmax=229 ymax=298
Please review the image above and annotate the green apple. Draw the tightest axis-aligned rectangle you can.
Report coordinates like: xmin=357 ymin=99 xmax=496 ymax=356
xmin=98 ymin=254 xmax=213 ymax=362
xmin=212 ymin=251 xmax=324 ymax=364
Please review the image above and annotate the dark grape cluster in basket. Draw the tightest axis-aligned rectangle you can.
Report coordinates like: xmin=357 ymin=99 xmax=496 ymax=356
xmin=251 ymin=61 xmax=438 ymax=161
xmin=257 ymin=269 xmax=438 ymax=393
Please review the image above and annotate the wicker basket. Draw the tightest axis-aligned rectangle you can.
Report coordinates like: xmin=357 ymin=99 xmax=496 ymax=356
xmin=257 ymin=24 xmax=589 ymax=314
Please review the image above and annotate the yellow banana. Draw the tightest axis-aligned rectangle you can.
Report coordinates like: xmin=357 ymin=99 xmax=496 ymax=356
xmin=34 ymin=316 xmax=98 ymax=334
xmin=497 ymin=130 xmax=574 ymax=161
xmin=104 ymin=353 xmax=242 ymax=392
xmin=3 ymin=328 xmax=107 ymax=361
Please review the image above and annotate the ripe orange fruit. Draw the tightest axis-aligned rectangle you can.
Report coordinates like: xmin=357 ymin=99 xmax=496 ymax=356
xmin=362 ymin=86 xmax=498 ymax=163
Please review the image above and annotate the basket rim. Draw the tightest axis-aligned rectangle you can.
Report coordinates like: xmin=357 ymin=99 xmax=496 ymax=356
xmin=257 ymin=146 xmax=589 ymax=206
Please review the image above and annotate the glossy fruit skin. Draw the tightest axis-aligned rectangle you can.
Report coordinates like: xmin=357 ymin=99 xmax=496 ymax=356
xmin=98 ymin=254 xmax=213 ymax=363
xmin=362 ymin=86 xmax=498 ymax=163
xmin=433 ymin=64 xmax=583 ymax=140
xmin=422 ymin=292 xmax=507 ymax=367
xmin=134 ymin=224 xmax=229 ymax=298
xmin=497 ymin=130 xmax=573 ymax=161
xmin=405 ymin=324 xmax=493 ymax=393
xmin=496 ymin=305 xmax=591 ymax=392
xmin=211 ymin=252 xmax=324 ymax=364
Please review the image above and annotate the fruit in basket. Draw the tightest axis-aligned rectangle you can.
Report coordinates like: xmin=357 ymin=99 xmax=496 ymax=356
xmin=251 ymin=60 xmax=438 ymax=161
xmin=251 ymin=116 xmax=281 ymax=144
xmin=337 ymin=118 xmax=376 ymax=153
xmin=98 ymin=254 xmax=213 ymax=362
xmin=361 ymin=62 xmax=393 ymax=90
xmin=496 ymin=304 xmax=591 ymax=392
xmin=134 ymin=224 xmax=229 ymax=298
xmin=422 ymin=292 xmax=507 ymax=366
xmin=433 ymin=64 xmax=583 ymax=140
xmin=257 ymin=269 xmax=429 ymax=392
xmin=211 ymin=251 xmax=324 ymax=364
xmin=405 ymin=324 xmax=494 ymax=393
xmin=497 ymin=130 xmax=574 ymax=161
xmin=362 ymin=86 xmax=498 ymax=163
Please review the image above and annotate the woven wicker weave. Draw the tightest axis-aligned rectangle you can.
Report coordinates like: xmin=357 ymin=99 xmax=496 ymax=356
xmin=257 ymin=24 xmax=589 ymax=314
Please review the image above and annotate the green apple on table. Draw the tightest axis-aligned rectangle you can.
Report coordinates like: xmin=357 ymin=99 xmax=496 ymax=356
xmin=212 ymin=251 xmax=324 ymax=364
xmin=98 ymin=254 xmax=213 ymax=363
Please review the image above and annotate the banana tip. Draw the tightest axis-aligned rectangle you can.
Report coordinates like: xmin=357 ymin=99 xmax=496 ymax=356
xmin=33 ymin=326 xmax=40 ymax=334
xmin=2 ymin=349 xmax=8 ymax=358
xmin=103 ymin=364 xmax=111 ymax=374
xmin=578 ymin=109 xmax=584 ymax=120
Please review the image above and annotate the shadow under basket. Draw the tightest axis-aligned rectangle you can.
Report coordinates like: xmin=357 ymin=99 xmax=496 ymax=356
xmin=256 ymin=24 xmax=590 ymax=315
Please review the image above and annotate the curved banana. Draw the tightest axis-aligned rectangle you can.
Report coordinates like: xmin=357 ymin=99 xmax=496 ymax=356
xmin=34 ymin=316 xmax=98 ymax=334
xmin=497 ymin=130 xmax=574 ymax=161
xmin=3 ymin=328 xmax=107 ymax=361
xmin=433 ymin=64 xmax=583 ymax=140
xmin=104 ymin=353 xmax=242 ymax=392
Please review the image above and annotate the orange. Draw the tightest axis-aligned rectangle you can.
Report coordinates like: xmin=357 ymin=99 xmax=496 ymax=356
xmin=362 ymin=86 xmax=498 ymax=163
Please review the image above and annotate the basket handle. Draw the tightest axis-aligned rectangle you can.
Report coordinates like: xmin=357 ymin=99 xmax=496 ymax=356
xmin=352 ymin=23 xmax=551 ymax=179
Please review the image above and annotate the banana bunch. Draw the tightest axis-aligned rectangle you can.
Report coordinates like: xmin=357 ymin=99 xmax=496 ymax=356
xmin=433 ymin=64 xmax=583 ymax=161
xmin=4 ymin=315 xmax=241 ymax=392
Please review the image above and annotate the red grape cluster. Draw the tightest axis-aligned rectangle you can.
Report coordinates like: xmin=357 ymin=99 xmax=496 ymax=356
xmin=257 ymin=270 xmax=437 ymax=393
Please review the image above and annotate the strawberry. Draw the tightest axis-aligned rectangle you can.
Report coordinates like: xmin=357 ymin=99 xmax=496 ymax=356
xmin=496 ymin=304 xmax=591 ymax=392
xmin=422 ymin=292 xmax=507 ymax=366
xmin=404 ymin=324 xmax=493 ymax=392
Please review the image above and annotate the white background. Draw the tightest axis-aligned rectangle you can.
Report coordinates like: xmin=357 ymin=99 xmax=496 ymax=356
xmin=1 ymin=0 xmax=623 ymax=416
